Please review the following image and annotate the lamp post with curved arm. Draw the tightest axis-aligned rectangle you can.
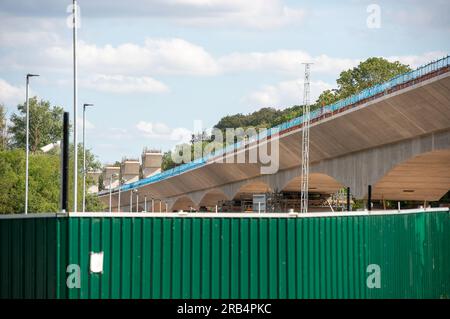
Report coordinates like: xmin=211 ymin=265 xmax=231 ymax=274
xmin=24 ymin=73 xmax=39 ymax=214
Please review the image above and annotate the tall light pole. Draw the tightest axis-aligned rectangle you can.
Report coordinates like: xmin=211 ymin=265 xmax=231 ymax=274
xmin=132 ymin=189 xmax=138 ymax=212
xmin=82 ymin=103 xmax=94 ymax=213
xmin=117 ymin=178 xmax=122 ymax=213
xmin=136 ymin=191 xmax=139 ymax=213
xmin=130 ymin=190 xmax=133 ymax=212
xmin=109 ymin=173 xmax=118 ymax=213
xmin=24 ymin=73 xmax=39 ymax=215
xmin=144 ymin=196 xmax=147 ymax=212
xmin=109 ymin=176 xmax=113 ymax=213
xmin=72 ymin=0 xmax=79 ymax=213
xmin=117 ymin=177 xmax=126 ymax=212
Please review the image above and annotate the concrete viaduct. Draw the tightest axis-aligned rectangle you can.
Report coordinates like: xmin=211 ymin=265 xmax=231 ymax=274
xmin=99 ymin=64 xmax=450 ymax=212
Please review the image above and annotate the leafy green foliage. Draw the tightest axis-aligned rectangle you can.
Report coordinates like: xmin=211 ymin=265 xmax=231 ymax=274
xmin=215 ymin=107 xmax=282 ymax=131
xmin=0 ymin=104 xmax=7 ymax=150
xmin=0 ymin=149 xmax=59 ymax=213
xmin=335 ymin=57 xmax=411 ymax=99
xmin=85 ymin=193 xmax=105 ymax=212
xmin=9 ymin=96 xmax=64 ymax=152
xmin=161 ymin=151 xmax=176 ymax=171
xmin=1 ymin=95 xmax=105 ymax=213
xmin=68 ymin=143 xmax=104 ymax=212
xmin=315 ymin=89 xmax=340 ymax=107
xmin=0 ymin=144 xmax=105 ymax=214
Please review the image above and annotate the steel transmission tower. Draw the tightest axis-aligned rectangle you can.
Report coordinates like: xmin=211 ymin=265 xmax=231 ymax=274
xmin=300 ymin=63 xmax=312 ymax=214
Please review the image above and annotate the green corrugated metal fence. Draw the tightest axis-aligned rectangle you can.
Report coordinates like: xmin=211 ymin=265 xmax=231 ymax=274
xmin=0 ymin=215 xmax=67 ymax=299
xmin=1 ymin=210 xmax=449 ymax=299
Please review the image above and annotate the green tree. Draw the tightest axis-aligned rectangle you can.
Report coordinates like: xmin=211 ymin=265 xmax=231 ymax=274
xmin=272 ymin=105 xmax=304 ymax=126
xmin=9 ymin=96 xmax=64 ymax=152
xmin=315 ymin=89 xmax=340 ymax=107
xmin=214 ymin=113 xmax=247 ymax=131
xmin=0 ymin=149 xmax=60 ymax=213
xmin=161 ymin=151 xmax=177 ymax=171
xmin=215 ymin=107 xmax=282 ymax=132
xmin=335 ymin=57 xmax=411 ymax=99
xmin=0 ymin=143 xmax=104 ymax=214
xmin=0 ymin=104 xmax=7 ymax=150
xmin=82 ymin=145 xmax=103 ymax=210
xmin=68 ymin=143 xmax=104 ymax=212
xmin=85 ymin=193 xmax=105 ymax=212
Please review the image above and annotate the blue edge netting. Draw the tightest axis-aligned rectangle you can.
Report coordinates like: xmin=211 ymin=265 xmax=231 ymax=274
xmin=104 ymin=55 xmax=449 ymax=195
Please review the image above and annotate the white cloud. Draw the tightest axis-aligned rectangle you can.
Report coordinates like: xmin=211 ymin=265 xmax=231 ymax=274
xmin=0 ymin=78 xmax=24 ymax=107
xmin=244 ymin=79 xmax=334 ymax=109
xmin=0 ymin=15 xmax=65 ymax=47
xmin=382 ymin=0 xmax=450 ymax=31
xmin=3 ymin=27 xmax=445 ymax=83
xmin=45 ymin=38 xmax=221 ymax=76
xmin=0 ymin=0 xmax=305 ymax=30
xmin=106 ymin=128 xmax=130 ymax=140
xmin=219 ymin=51 xmax=359 ymax=76
xmin=219 ymin=50 xmax=449 ymax=78
xmin=80 ymin=74 xmax=169 ymax=94
xmin=171 ymin=0 xmax=305 ymax=29
xmin=77 ymin=116 xmax=95 ymax=130
xmin=241 ymin=50 xmax=449 ymax=110
xmin=386 ymin=51 xmax=447 ymax=68
xmin=0 ymin=30 xmax=60 ymax=48
xmin=136 ymin=121 xmax=192 ymax=144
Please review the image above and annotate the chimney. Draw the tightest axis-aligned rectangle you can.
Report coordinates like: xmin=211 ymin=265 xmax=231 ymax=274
xmin=120 ymin=158 xmax=140 ymax=184
xmin=141 ymin=148 xmax=163 ymax=178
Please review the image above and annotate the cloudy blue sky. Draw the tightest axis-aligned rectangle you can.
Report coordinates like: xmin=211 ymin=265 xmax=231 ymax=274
xmin=0 ymin=0 xmax=449 ymax=163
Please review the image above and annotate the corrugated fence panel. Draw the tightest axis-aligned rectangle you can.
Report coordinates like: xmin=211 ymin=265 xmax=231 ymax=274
xmin=0 ymin=216 xmax=64 ymax=299
xmin=62 ymin=211 xmax=449 ymax=299
xmin=1 ymin=210 xmax=449 ymax=299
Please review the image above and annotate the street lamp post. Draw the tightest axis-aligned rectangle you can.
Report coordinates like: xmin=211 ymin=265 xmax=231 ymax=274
xmin=136 ymin=192 xmax=139 ymax=213
xmin=82 ymin=103 xmax=94 ymax=213
xmin=130 ymin=189 xmax=137 ymax=212
xmin=109 ymin=173 xmax=118 ymax=213
xmin=117 ymin=177 xmax=127 ymax=212
xmin=144 ymin=196 xmax=147 ymax=212
xmin=109 ymin=177 xmax=113 ymax=213
xmin=130 ymin=190 xmax=133 ymax=212
xmin=117 ymin=178 xmax=122 ymax=213
xmin=25 ymin=73 xmax=39 ymax=215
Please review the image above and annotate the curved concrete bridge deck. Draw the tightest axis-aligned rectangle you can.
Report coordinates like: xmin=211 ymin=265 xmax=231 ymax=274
xmin=100 ymin=65 xmax=450 ymax=212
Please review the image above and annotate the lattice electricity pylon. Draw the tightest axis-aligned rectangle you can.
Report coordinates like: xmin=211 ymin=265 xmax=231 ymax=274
xmin=300 ymin=63 xmax=312 ymax=214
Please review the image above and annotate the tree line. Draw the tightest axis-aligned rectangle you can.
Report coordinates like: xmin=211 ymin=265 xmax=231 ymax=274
xmin=0 ymin=98 xmax=104 ymax=213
